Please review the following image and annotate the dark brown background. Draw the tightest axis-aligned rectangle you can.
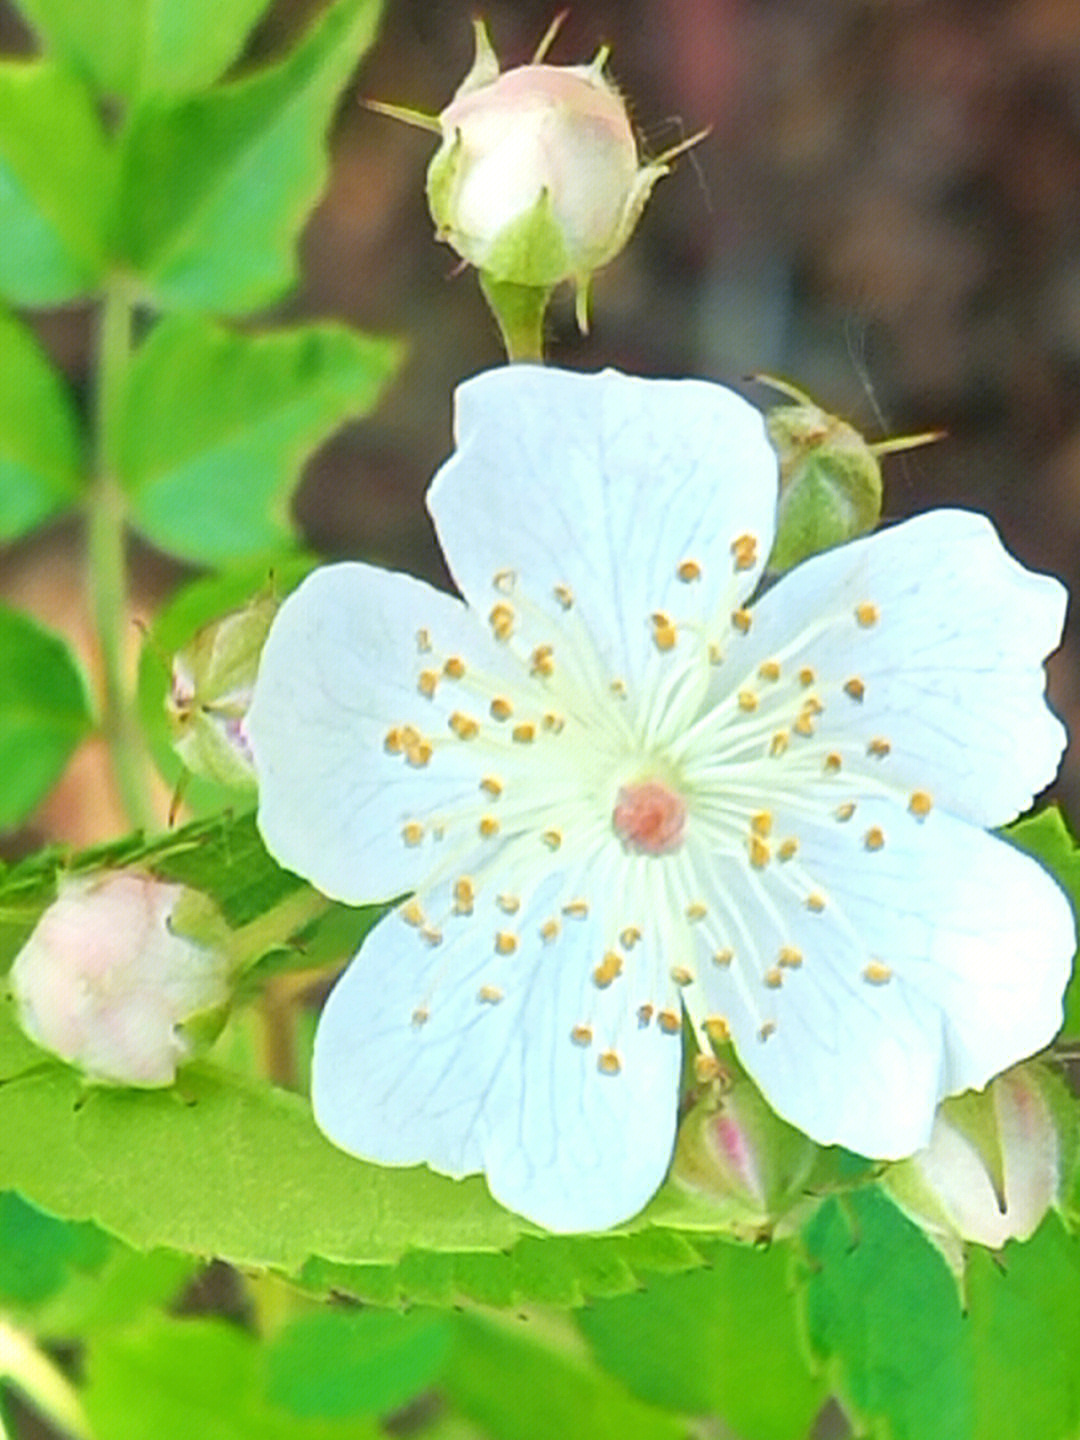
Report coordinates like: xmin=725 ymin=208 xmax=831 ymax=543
xmin=3 ymin=0 xmax=1079 ymax=843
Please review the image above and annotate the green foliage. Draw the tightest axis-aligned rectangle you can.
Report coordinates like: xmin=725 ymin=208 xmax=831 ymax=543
xmin=263 ymin=1308 xmax=453 ymax=1419
xmin=14 ymin=0 xmax=271 ymax=103
xmin=0 ymin=308 xmax=83 ymax=541
xmin=1005 ymin=806 xmax=1080 ymax=1035
xmin=0 ymin=605 xmax=93 ymax=830
xmin=578 ymin=1239 xmax=827 ymax=1440
xmin=0 ymin=1192 xmax=109 ymax=1307
xmin=113 ymin=0 xmax=383 ymax=314
xmin=117 ymin=317 xmax=399 ymax=564
xmin=444 ymin=1313 xmax=688 ymax=1440
xmin=0 ymin=60 xmax=111 ymax=305
xmin=84 ymin=1315 xmax=382 ymax=1440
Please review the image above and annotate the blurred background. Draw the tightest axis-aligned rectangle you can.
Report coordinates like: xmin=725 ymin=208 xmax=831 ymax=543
xmin=2 ymin=0 xmax=1080 ymax=844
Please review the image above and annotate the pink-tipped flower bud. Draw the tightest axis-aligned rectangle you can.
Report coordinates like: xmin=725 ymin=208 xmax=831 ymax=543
xmin=427 ymin=21 xmax=670 ymax=306
xmin=882 ymin=1063 xmax=1071 ymax=1280
xmin=9 ymin=872 xmax=233 ymax=1088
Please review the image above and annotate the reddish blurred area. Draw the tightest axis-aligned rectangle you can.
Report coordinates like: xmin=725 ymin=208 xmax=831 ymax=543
xmin=2 ymin=0 xmax=1080 ymax=845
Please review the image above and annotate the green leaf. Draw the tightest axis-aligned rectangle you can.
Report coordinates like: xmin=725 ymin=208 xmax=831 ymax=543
xmin=0 ymin=309 xmax=83 ymax=541
xmin=263 ymin=1308 xmax=453 ymax=1420
xmin=85 ymin=1316 xmax=382 ymax=1440
xmin=114 ymin=0 xmax=383 ymax=313
xmin=444 ymin=1314 xmax=687 ymax=1440
xmin=0 ymin=605 xmax=93 ymax=829
xmin=118 ymin=317 xmax=399 ymax=564
xmin=578 ymin=1239 xmax=827 ymax=1440
xmin=800 ymin=1188 xmax=971 ymax=1440
xmin=965 ymin=1216 xmax=1080 ymax=1440
xmin=14 ymin=0 xmax=271 ymax=102
xmin=0 ymin=61 xmax=111 ymax=305
xmin=1004 ymin=806 xmax=1080 ymax=1036
xmin=0 ymin=1192 xmax=109 ymax=1307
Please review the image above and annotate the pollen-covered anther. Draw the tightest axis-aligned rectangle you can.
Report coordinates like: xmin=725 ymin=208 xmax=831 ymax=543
xmin=703 ymin=1015 xmax=730 ymax=1043
xmin=401 ymin=821 xmax=425 ymax=846
xmin=495 ymin=931 xmax=518 ymax=955
xmin=712 ymin=948 xmax=733 ymax=967
xmin=553 ymin=583 xmax=574 ymax=610
xmin=658 ymin=1009 xmax=681 ymax=1034
xmin=778 ymin=945 xmax=803 ymax=969
xmin=824 ymin=752 xmax=842 ymax=774
xmin=598 ymin=1050 xmax=622 ymax=1075
xmin=770 ymin=731 xmax=789 ymax=757
xmin=731 ymin=533 xmax=758 ymax=570
xmin=571 ymin=1024 xmax=592 ymax=1046
xmin=620 ymin=926 xmax=642 ymax=949
xmin=563 ymin=898 xmax=589 ymax=918
xmin=384 ymin=726 xmax=405 ymax=755
xmin=778 ymin=837 xmax=799 ymax=861
xmin=806 ymin=892 xmax=826 ymax=913
xmin=453 ymin=877 xmax=475 ymax=914
xmin=637 ymin=1002 xmax=654 ymax=1025
xmin=540 ymin=918 xmax=560 ymax=943
xmin=731 ymin=608 xmax=752 ymax=635
xmin=651 ymin=612 xmax=677 ymax=651
xmin=670 ymin=965 xmax=694 ymax=987
xmin=793 ymin=711 xmax=815 ymax=738
xmin=489 ymin=602 xmax=515 ymax=640
xmin=751 ymin=811 xmax=773 ymax=838
xmin=863 ymin=961 xmax=893 ymax=985
xmin=512 ymin=722 xmax=536 ymax=744
xmin=708 ymin=642 xmax=724 ymax=665
xmin=593 ymin=952 xmax=623 ymax=987
xmin=867 ymin=737 xmax=891 ymax=759
xmin=417 ymin=668 xmax=439 ymax=698
xmin=802 ymin=696 xmax=824 ymax=716
xmin=798 ymin=666 xmax=816 ymax=687
xmin=759 ymin=1020 xmax=777 ymax=1041
xmin=694 ymin=1054 xmax=723 ymax=1083
xmin=864 ymin=827 xmax=886 ymax=851
xmin=411 ymin=1006 xmax=429 ymax=1028
xmin=541 ymin=829 xmax=562 ymax=851
xmin=749 ymin=835 xmax=771 ymax=868
xmin=855 ymin=602 xmax=880 ymax=628
xmin=910 ymin=790 xmax=933 ymax=818
xmin=405 ymin=738 xmax=433 ymax=767
xmin=686 ymin=902 xmax=707 ymax=922
xmin=480 ymin=775 xmax=503 ymax=797
xmin=677 ymin=558 xmax=702 ymax=582
xmin=420 ymin=925 xmax=443 ymax=947
xmin=415 ymin=628 xmax=432 ymax=653
xmin=493 ymin=568 xmax=516 ymax=594
xmin=400 ymin=899 xmax=425 ymax=927
xmin=764 ymin=967 xmax=783 ymax=989
xmin=758 ymin=660 xmax=781 ymax=682
xmin=489 ymin=696 xmax=513 ymax=721
xmin=443 ymin=655 xmax=466 ymax=679
xmin=478 ymin=984 xmax=504 ymax=1004
xmin=542 ymin=712 xmax=565 ymax=733
xmin=610 ymin=678 xmax=627 ymax=698
xmin=479 ymin=815 xmax=500 ymax=838
xmin=738 ymin=690 xmax=758 ymax=713
xmin=844 ymin=677 xmax=866 ymax=703
xmin=449 ymin=711 xmax=480 ymax=740
xmin=497 ymin=894 xmax=521 ymax=915
xmin=835 ymin=802 xmax=856 ymax=822
xmin=613 ymin=779 xmax=687 ymax=855
xmin=531 ymin=644 xmax=554 ymax=678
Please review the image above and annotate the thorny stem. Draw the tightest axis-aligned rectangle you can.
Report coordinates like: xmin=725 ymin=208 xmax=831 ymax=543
xmin=88 ymin=279 xmax=156 ymax=832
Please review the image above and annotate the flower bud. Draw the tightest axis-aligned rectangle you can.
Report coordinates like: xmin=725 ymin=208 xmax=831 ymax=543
xmin=762 ymin=378 xmax=942 ymax=575
xmin=671 ymin=1070 xmax=824 ymax=1239
xmin=426 ymin=20 xmax=670 ymax=309
xmin=167 ymin=592 xmax=278 ymax=789
xmin=882 ymin=1063 xmax=1070 ymax=1280
xmin=9 ymin=872 xmax=234 ymax=1088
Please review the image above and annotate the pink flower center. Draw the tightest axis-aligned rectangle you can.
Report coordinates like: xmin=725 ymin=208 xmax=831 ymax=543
xmin=612 ymin=780 xmax=687 ymax=855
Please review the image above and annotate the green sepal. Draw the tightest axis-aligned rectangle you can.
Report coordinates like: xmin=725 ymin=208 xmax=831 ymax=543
xmin=478 ymin=273 xmax=553 ymax=363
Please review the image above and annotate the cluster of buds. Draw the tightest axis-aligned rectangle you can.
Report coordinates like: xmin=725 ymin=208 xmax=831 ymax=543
xmin=9 ymin=872 xmax=234 ymax=1088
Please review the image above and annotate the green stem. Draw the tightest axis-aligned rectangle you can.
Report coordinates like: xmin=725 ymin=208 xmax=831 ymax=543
xmin=88 ymin=280 xmax=155 ymax=832
xmin=478 ymin=273 xmax=552 ymax=362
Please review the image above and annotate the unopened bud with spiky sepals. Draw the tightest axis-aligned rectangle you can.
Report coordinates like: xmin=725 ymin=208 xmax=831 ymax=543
xmin=881 ymin=1062 xmax=1076 ymax=1286
xmin=8 ymin=872 xmax=237 ymax=1088
xmin=372 ymin=17 xmax=696 ymax=359
xmin=759 ymin=376 xmax=943 ymax=575
xmin=167 ymin=590 xmax=279 ymax=790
